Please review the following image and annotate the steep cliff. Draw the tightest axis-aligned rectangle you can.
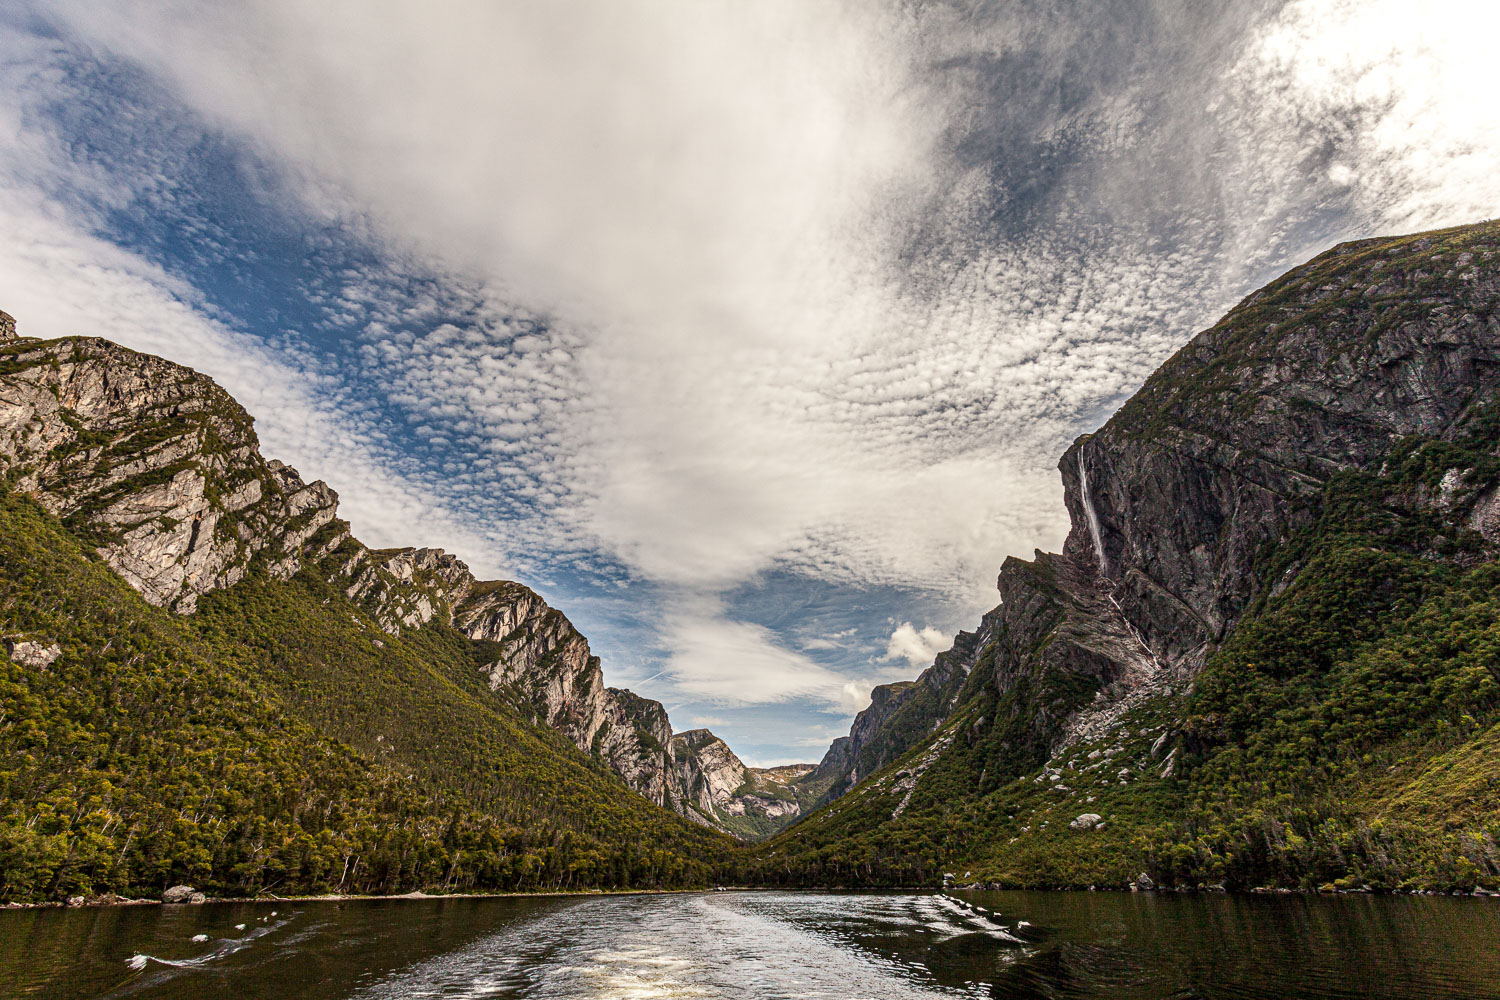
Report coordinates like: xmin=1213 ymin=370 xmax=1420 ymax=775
xmin=0 ymin=337 xmax=339 ymax=613
xmin=808 ymin=619 xmax=995 ymax=804
xmin=670 ymin=729 xmax=819 ymax=839
xmin=762 ymin=219 xmax=1500 ymax=891
xmin=0 ymin=333 xmax=727 ymax=827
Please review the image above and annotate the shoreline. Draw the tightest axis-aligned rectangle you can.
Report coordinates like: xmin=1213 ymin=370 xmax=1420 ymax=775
xmin=0 ymin=886 xmax=713 ymax=911
xmin=5 ymin=881 xmax=1497 ymax=911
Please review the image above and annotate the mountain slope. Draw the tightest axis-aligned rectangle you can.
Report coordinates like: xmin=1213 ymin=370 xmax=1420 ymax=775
xmin=0 ymin=489 xmax=734 ymax=902
xmin=0 ymin=331 xmax=771 ymax=839
xmin=0 ymin=331 xmax=743 ymax=902
xmin=758 ymin=219 xmax=1500 ymax=892
xmin=669 ymin=729 xmax=819 ymax=839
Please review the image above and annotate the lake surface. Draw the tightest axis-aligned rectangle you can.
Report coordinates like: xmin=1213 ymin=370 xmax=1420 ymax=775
xmin=3 ymin=889 xmax=1499 ymax=999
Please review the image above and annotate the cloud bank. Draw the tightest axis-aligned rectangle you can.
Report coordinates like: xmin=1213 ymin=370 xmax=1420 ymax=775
xmin=6 ymin=1 xmax=1500 ymax=761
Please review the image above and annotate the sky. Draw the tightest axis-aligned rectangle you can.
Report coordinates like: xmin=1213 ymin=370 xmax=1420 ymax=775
xmin=2 ymin=1 xmax=1498 ymax=765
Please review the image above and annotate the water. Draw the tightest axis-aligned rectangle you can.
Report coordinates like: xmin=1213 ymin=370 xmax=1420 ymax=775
xmin=3 ymin=889 xmax=1498 ymax=999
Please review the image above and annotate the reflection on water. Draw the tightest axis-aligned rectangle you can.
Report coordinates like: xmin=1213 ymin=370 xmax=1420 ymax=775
xmin=2 ymin=889 xmax=1498 ymax=999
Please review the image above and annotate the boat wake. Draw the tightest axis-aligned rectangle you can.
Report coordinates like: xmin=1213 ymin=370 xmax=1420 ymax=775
xmin=352 ymin=891 xmax=1031 ymax=999
xmin=127 ymin=916 xmax=290 ymax=971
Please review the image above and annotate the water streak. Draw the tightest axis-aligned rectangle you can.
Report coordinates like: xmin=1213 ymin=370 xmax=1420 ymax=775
xmin=1077 ymin=448 xmax=1108 ymax=575
xmin=354 ymin=893 xmax=1022 ymax=999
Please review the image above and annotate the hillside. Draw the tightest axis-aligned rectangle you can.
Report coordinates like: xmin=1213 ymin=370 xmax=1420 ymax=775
xmin=757 ymin=219 xmax=1500 ymax=892
xmin=0 ymin=332 xmax=739 ymax=902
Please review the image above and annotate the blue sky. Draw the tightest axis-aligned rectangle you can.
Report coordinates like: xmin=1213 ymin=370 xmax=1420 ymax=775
xmin=2 ymin=1 xmax=1497 ymax=765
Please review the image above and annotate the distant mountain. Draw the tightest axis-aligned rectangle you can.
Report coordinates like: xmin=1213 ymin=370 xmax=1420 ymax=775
xmin=0 ymin=327 xmax=741 ymax=902
xmin=668 ymin=729 xmax=820 ymax=839
xmin=759 ymin=220 xmax=1500 ymax=892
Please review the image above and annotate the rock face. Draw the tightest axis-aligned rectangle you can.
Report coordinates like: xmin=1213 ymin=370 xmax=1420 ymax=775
xmin=670 ymin=729 xmax=818 ymax=838
xmin=0 ymin=331 xmax=734 ymax=824
xmin=3 ymin=638 xmax=61 ymax=669
xmin=0 ymin=310 xmax=16 ymax=342
xmin=809 ymin=617 xmax=996 ymax=805
xmin=0 ymin=338 xmax=339 ymax=613
xmin=1062 ymin=225 xmax=1500 ymax=678
xmin=810 ymin=220 xmax=1500 ymax=805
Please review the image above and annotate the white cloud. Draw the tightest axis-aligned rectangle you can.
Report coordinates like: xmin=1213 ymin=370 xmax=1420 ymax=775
xmin=660 ymin=599 xmax=866 ymax=712
xmin=1234 ymin=0 xmax=1500 ymax=232
xmin=882 ymin=622 xmax=950 ymax=669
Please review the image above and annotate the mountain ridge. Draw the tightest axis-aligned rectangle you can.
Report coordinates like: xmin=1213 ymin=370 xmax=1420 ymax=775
xmin=761 ymin=219 xmax=1500 ymax=891
xmin=0 ymin=329 xmax=791 ymax=847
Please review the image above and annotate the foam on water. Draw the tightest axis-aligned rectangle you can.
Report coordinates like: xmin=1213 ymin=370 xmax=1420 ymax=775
xmin=124 ymin=917 xmax=291 ymax=973
xmin=352 ymin=893 xmax=1023 ymax=999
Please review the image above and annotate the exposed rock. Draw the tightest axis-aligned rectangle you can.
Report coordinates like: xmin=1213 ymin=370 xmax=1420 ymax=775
xmin=1070 ymin=813 xmax=1103 ymax=830
xmin=161 ymin=885 xmax=197 ymax=904
xmin=669 ymin=729 xmax=818 ymax=836
xmin=0 ymin=337 xmax=338 ymax=612
xmin=0 ymin=310 xmax=15 ymax=342
xmin=4 ymin=638 xmax=60 ymax=669
xmin=1061 ymin=227 xmax=1500 ymax=677
xmin=812 ymin=621 xmax=993 ymax=805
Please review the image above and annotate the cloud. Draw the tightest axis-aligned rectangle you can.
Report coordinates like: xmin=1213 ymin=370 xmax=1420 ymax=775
xmin=1230 ymin=0 xmax=1500 ymax=233
xmin=660 ymin=598 xmax=869 ymax=712
xmin=882 ymin=623 xmax=951 ymax=669
xmin=11 ymin=1 xmax=1500 ymax=760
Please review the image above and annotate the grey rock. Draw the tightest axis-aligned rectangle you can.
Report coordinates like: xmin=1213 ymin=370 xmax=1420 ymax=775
xmin=161 ymin=885 xmax=197 ymax=904
xmin=0 ymin=338 xmax=338 ymax=613
xmin=1070 ymin=813 xmax=1103 ymax=830
xmin=4 ymin=639 xmax=60 ymax=669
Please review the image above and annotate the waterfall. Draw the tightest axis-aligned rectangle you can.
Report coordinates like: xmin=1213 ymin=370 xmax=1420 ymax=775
xmin=1077 ymin=448 xmax=1108 ymax=575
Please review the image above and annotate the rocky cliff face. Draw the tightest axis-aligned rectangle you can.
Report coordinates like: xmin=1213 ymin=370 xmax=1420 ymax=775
xmin=809 ymin=220 xmax=1500 ymax=806
xmin=670 ymin=728 xmax=818 ymax=838
xmin=0 ymin=332 xmax=728 ymax=824
xmin=0 ymin=338 xmax=339 ymax=613
xmin=809 ymin=617 xmax=996 ymax=804
xmin=1062 ymin=226 xmax=1500 ymax=678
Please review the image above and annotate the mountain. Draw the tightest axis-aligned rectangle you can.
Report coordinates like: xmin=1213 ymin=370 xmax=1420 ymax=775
xmin=669 ymin=729 xmax=819 ymax=839
xmin=757 ymin=219 xmax=1500 ymax=892
xmin=0 ymin=327 xmax=745 ymax=902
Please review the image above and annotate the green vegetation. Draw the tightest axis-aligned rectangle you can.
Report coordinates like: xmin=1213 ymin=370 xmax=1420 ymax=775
xmin=0 ymin=490 xmax=733 ymax=903
xmin=752 ymin=408 xmax=1500 ymax=893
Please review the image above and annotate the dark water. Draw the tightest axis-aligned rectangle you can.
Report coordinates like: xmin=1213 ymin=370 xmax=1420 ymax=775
xmin=3 ymin=889 xmax=1498 ymax=999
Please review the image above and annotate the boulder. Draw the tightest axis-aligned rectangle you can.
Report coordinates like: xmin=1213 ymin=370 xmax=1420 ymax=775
xmin=162 ymin=885 xmax=197 ymax=904
xmin=1069 ymin=813 xmax=1103 ymax=830
xmin=4 ymin=639 xmax=60 ymax=669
